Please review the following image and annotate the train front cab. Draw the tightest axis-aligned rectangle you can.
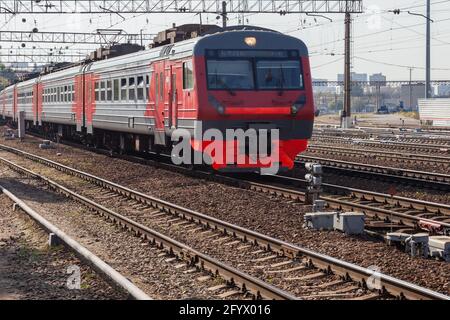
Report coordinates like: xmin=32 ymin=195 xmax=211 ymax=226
xmin=192 ymin=30 xmax=314 ymax=173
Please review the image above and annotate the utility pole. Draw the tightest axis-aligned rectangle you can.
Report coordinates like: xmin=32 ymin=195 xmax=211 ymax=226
xmin=409 ymin=67 xmax=413 ymax=109
xmin=222 ymin=1 xmax=227 ymax=28
xmin=426 ymin=0 xmax=431 ymax=98
xmin=342 ymin=11 xmax=352 ymax=128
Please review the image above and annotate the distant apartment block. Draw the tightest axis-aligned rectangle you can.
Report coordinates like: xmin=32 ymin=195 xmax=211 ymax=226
xmin=369 ymin=73 xmax=387 ymax=86
xmin=337 ymin=72 xmax=368 ymax=83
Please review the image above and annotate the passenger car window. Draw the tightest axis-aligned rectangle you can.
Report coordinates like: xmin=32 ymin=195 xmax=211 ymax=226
xmin=129 ymin=77 xmax=136 ymax=101
xmin=183 ymin=61 xmax=194 ymax=89
xmin=95 ymin=82 xmax=99 ymax=101
xmin=113 ymin=79 xmax=119 ymax=101
xmin=121 ymin=78 xmax=127 ymax=101
xmin=137 ymin=76 xmax=144 ymax=101
xmin=100 ymin=81 xmax=106 ymax=101
xmin=107 ymin=80 xmax=112 ymax=101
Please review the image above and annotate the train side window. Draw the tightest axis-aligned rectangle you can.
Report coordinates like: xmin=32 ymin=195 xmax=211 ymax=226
xmin=129 ymin=77 xmax=136 ymax=101
xmin=155 ymin=73 xmax=159 ymax=104
xmin=95 ymin=82 xmax=99 ymax=101
xmin=107 ymin=80 xmax=112 ymax=101
xmin=100 ymin=81 xmax=106 ymax=101
xmin=113 ymin=79 xmax=119 ymax=101
xmin=64 ymin=86 xmax=68 ymax=102
xmin=137 ymin=76 xmax=144 ymax=101
xmin=183 ymin=61 xmax=194 ymax=89
xmin=146 ymin=75 xmax=150 ymax=102
xmin=121 ymin=78 xmax=127 ymax=101
xmin=57 ymin=87 xmax=61 ymax=103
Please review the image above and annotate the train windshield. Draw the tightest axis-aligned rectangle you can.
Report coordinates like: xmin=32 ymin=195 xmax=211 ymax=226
xmin=207 ymin=60 xmax=254 ymax=90
xmin=256 ymin=60 xmax=303 ymax=89
xmin=206 ymin=50 xmax=303 ymax=91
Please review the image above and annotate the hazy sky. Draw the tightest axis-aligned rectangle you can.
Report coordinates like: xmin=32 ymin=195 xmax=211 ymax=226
xmin=1 ymin=0 xmax=449 ymax=81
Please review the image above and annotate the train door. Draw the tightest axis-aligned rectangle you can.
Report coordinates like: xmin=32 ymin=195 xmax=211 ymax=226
xmin=168 ymin=65 xmax=178 ymax=129
xmin=13 ymin=86 xmax=17 ymax=122
xmin=33 ymin=80 xmax=43 ymax=126
xmin=154 ymin=61 xmax=166 ymax=145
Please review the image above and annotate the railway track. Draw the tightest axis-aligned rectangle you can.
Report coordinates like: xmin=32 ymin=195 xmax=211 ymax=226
xmin=295 ymin=155 xmax=450 ymax=191
xmin=310 ymin=136 xmax=450 ymax=154
xmin=306 ymin=145 xmax=450 ymax=167
xmin=0 ymin=145 xmax=448 ymax=299
xmin=257 ymin=174 xmax=450 ymax=235
xmin=313 ymin=131 xmax=450 ymax=145
xmin=1 ymin=142 xmax=449 ymax=235
xmin=312 ymin=132 xmax=450 ymax=152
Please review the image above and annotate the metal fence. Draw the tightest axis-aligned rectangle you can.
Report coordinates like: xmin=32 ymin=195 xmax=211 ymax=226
xmin=313 ymin=80 xmax=450 ymax=114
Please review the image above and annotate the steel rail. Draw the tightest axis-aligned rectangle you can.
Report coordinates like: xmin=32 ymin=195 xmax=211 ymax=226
xmin=0 ymin=184 xmax=152 ymax=300
xmin=307 ymin=145 xmax=450 ymax=164
xmin=296 ymin=156 xmax=450 ymax=189
xmin=1 ymin=146 xmax=448 ymax=299
xmin=311 ymin=135 xmax=450 ymax=150
xmin=245 ymin=178 xmax=450 ymax=232
xmin=0 ymin=156 xmax=297 ymax=300
xmin=1 ymin=142 xmax=449 ymax=232
xmin=311 ymin=139 xmax=450 ymax=154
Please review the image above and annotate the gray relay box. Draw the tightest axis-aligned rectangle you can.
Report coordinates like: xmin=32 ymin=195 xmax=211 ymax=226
xmin=333 ymin=212 xmax=365 ymax=235
xmin=304 ymin=212 xmax=336 ymax=231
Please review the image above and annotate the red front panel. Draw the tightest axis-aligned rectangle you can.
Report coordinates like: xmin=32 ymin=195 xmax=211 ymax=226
xmin=193 ymin=56 xmax=314 ymax=122
xmin=190 ymin=54 xmax=314 ymax=172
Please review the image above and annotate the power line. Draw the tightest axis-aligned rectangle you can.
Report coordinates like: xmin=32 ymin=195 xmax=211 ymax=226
xmin=354 ymin=56 xmax=450 ymax=71
xmin=311 ymin=57 xmax=343 ymax=69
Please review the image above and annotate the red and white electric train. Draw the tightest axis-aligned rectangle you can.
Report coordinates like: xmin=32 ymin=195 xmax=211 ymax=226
xmin=1 ymin=26 xmax=314 ymax=172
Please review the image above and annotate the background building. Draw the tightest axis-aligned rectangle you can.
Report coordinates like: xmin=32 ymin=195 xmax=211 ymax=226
xmin=401 ymin=83 xmax=425 ymax=111
xmin=437 ymin=84 xmax=450 ymax=97
xmin=337 ymin=72 xmax=368 ymax=83
xmin=369 ymin=73 xmax=387 ymax=86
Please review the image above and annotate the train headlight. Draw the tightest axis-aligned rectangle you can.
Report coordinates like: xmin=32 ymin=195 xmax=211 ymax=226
xmin=292 ymin=95 xmax=307 ymax=115
xmin=244 ymin=37 xmax=257 ymax=47
xmin=208 ymin=94 xmax=225 ymax=114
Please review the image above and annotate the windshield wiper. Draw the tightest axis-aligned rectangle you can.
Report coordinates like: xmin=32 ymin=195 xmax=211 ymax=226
xmin=219 ymin=79 xmax=236 ymax=96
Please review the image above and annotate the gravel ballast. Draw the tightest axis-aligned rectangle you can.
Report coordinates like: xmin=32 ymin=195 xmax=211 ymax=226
xmin=0 ymin=194 xmax=126 ymax=300
xmin=0 ymin=128 xmax=449 ymax=296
